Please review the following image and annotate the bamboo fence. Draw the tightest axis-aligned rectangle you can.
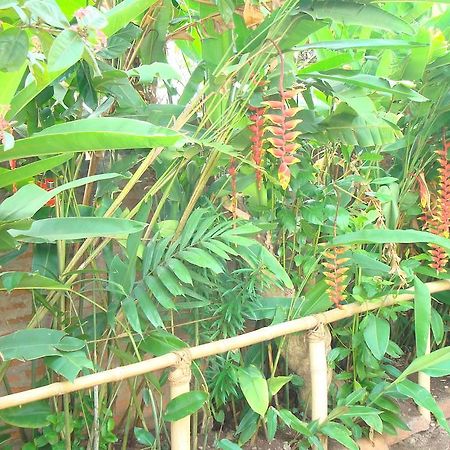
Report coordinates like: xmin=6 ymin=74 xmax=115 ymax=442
xmin=1 ymin=279 xmax=449 ymax=449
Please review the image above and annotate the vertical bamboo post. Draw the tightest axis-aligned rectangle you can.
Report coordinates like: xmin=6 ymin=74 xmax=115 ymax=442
xmin=418 ymin=332 xmax=431 ymax=423
xmin=169 ymin=355 xmax=192 ymax=450
xmin=308 ymin=325 xmax=329 ymax=450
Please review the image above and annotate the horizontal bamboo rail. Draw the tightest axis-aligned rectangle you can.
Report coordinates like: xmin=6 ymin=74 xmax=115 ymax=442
xmin=1 ymin=279 xmax=448 ymax=410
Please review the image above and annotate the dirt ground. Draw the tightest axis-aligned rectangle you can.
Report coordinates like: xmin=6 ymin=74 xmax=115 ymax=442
xmin=390 ymin=419 xmax=450 ymax=450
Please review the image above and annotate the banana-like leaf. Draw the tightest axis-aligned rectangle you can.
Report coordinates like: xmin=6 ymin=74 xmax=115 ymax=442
xmin=0 ymin=118 xmax=184 ymax=162
xmin=300 ymin=1 xmax=414 ymax=35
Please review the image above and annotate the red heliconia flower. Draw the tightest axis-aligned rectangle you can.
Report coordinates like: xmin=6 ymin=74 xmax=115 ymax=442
xmin=248 ymin=105 xmax=266 ymax=189
xmin=37 ymin=178 xmax=56 ymax=207
xmin=421 ymin=131 xmax=450 ymax=272
xmin=322 ymin=247 xmax=350 ymax=308
xmin=263 ymin=94 xmax=301 ymax=189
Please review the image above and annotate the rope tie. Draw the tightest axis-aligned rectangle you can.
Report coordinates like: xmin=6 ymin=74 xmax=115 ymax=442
xmin=169 ymin=349 xmax=192 ymax=386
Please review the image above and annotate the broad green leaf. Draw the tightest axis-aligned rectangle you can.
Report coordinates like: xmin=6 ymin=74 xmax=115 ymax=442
xmin=104 ymin=0 xmax=158 ymax=36
xmin=0 ymin=154 xmax=73 ymax=189
xmin=217 ymin=439 xmax=242 ymax=450
xmin=268 ymin=376 xmax=292 ymax=396
xmin=300 ymin=2 xmax=414 ymax=35
xmin=0 ymin=329 xmax=65 ymax=361
xmin=320 ymin=422 xmax=358 ymax=450
xmin=47 ymin=29 xmax=85 ymax=72
xmin=0 ymin=28 xmax=28 ymax=72
xmin=431 ymin=308 xmax=444 ymax=345
xmin=296 ymin=39 xmax=426 ymax=51
xmin=9 ymin=218 xmax=145 ymax=242
xmin=127 ymin=62 xmax=181 ymax=84
xmin=0 ymin=173 xmax=121 ymax=221
xmin=238 ymin=366 xmax=269 ymax=416
xmin=0 ymin=118 xmax=184 ymax=162
xmin=303 ymin=73 xmax=427 ymax=102
xmin=134 ymin=427 xmax=155 ymax=445
xmin=332 ymin=229 xmax=450 ymax=253
xmin=0 ymin=63 xmax=27 ymax=104
xmin=163 ymin=391 xmax=208 ymax=422
xmin=145 ymin=275 xmax=177 ymax=309
xmin=414 ymin=277 xmax=430 ymax=357
xmin=266 ymin=407 xmax=278 ymax=441
xmin=0 ymin=402 xmax=51 ymax=428
xmin=139 ymin=329 xmax=187 ymax=356
xmin=275 ymin=409 xmax=312 ymax=436
xmin=46 ymin=351 xmax=94 ymax=382
xmin=0 ymin=272 xmax=68 ymax=291
xmin=397 ymin=347 xmax=450 ymax=381
xmin=396 ymin=380 xmax=450 ymax=433
xmin=363 ymin=314 xmax=390 ymax=360
xmin=27 ymin=0 xmax=69 ymax=28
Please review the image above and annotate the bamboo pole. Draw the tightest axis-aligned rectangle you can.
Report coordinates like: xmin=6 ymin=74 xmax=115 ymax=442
xmin=0 ymin=280 xmax=449 ymax=410
xmin=418 ymin=332 xmax=432 ymax=423
xmin=169 ymin=355 xmax=192 ymax=450
xmin=308 ymin=325 xmax=329 ymax=450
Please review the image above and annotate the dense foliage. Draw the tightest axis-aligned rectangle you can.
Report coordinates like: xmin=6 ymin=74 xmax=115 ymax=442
xmin=0 ymin=0 xmax=449 ymax=448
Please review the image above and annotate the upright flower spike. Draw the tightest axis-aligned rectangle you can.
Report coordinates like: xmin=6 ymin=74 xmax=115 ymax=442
xmin=422 ymin=132 xmax=450 ymax=272
xmin=322 ymin=247 xmax=349 ymax=308
xmin=248 ymin=105 xmax=266 ymax=189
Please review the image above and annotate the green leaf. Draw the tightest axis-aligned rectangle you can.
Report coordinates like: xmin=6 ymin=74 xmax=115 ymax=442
xmin=363 ymin=314 xmax=390 ymax=360
xmin=266 ymin=407 xmax=278 ymax=441
xmin=46 ymin=351 xmax=94 ymax=382
xmin=127 ymin=62 xmax=181 ymax=84
xmin=104 ymin=0 xmax=159 ymax=37
xmin=414 ymin=276 xmax=431 ymax=357
xmin=0 ymin=28 xmax=28 ymax=72
xmin=304 ymin=73 xmax=427 ymax=102
xmin=320 ymin=422 xmax=358 ymax=450
xmin=238 ymin=366 xmax=269 ymax=416
xmin=47 ymin=29 xmax=85 ymax=72
xmin=332 ymin=229 xmax=450 ymax=253
xmin=180 ymin=248 xmax=224 ymax=274
xmin=156 ymin=266 xmax=184 ymax=296
xmin=0 ymin=329 xmax=65 ymax=361
xmin=163 ymin=391 xmax=208 ymax=422
xmin=145 ymin=275 xmax=176 ymax=309
xmin=217 ymin=439 xmax=242 ymax=450
xmin=134 ymin=284 xmax=164 ymax=328
xmin=123 ymin=297 xmax=142 ymax=335
xmin=397 ymin=347 xmax=450 ymax=381
xmin=9 ymin=218 xmax=145 ymax=242
xmin=0 ymin=118 xmax=184 ymax=162
xmin=0 ymin=272 xmax=68 ymax=291
xmin=167 ymin=258 xmax=193 ymax=285
xmin=0 ymin=154 xmax=73 ymax=189
xmin=300 ymin=2 xmax=414 ymax=35
xmin=134 ymin=427 xmax=155 ymax=445
xmin=268 ymin=376 xmax=292 ymax=396
xmin=275 ymin=409 xmax=312 ymax=436
xmin=396 ymin=380 xmax=450 ymax=433
xmin=0 ymin=402 xmax=51 ymax=428
xmin=431 ymin=308 xmax=444 ymax=345
xmin=139 ymin=329 xmax=187 ymax=356
xmin=296 ymin=39 xmax=426 ymax=51
xmin=27 ymin=0 xmax=70 ymax=28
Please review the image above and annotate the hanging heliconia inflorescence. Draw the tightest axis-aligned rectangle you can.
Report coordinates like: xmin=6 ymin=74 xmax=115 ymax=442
xmin=263 ymin=45 xmax=301 ymax=190
xmin=322 ymin=246 xmax=350 ymax=308
xmin=421 ymin=131 xmax=450 ymax=272
xmin=248 ymin=105 xmax=266 ymax=189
